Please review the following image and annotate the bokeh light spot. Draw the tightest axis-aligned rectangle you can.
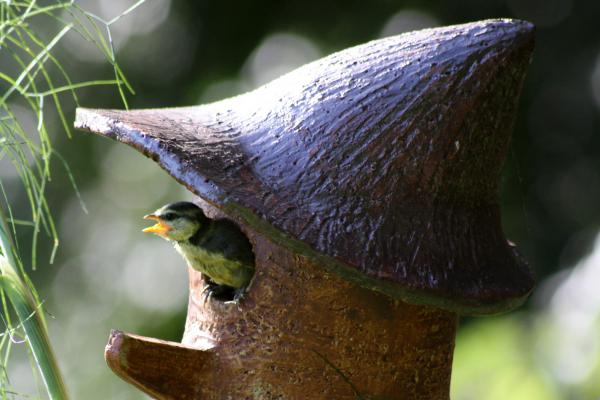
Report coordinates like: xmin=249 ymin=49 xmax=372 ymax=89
xmin=379 ymin=9 xmax=439 ymax=38
xmin=242 ymin=33 xmax=321 ymax=89
xmin=591 ymin=51 xmax=600 ymax=110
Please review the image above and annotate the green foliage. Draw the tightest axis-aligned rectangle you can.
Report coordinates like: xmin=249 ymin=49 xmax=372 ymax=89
xmin=0 ymin=0 xmax=144 ymax=397
xmin=452 ymin=316 xmax=560 ymax=400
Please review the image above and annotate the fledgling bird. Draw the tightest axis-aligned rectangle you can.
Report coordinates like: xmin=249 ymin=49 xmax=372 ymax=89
xmin=142 ymin=201 xmax=255 ymax=303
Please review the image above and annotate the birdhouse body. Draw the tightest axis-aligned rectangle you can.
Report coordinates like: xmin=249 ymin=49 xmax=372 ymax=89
xmin=179 ymin=200 xmax=457 ymax=399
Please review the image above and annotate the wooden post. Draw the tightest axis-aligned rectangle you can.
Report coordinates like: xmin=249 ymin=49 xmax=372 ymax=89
xmin=76 ymin=19 xmax=535 ymax=399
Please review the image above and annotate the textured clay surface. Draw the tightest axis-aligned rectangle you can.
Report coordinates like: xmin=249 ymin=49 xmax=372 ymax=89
xmin=106 ymin=200 xmax=458 ymax=400
xmin=76 ymin=19 xmax=535 ymax=314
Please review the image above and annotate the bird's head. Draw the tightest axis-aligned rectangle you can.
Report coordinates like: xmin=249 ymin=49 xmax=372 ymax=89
xmin=143 ymin=201 xmax=208 ymax=242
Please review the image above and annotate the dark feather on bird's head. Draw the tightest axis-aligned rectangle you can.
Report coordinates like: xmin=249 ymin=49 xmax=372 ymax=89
xmin=143 ymin=201 xmax=208 ymax=241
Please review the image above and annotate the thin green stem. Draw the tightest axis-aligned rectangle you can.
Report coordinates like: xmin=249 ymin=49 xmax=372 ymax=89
xmin=0 ymin=208 xmax=69 ymax=399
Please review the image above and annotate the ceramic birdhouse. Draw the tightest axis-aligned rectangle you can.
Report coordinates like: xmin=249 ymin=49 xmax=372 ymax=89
xmin=76 ymin=19 xmax=535 ymax=399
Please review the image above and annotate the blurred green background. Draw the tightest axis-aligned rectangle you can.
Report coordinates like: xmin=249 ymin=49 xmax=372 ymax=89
xmin=3 ymin=0 xmax=600 ymax=398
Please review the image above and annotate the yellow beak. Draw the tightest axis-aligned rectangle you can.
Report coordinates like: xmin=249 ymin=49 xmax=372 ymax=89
xmin=142 ymin=214 xmax=172 ymax=235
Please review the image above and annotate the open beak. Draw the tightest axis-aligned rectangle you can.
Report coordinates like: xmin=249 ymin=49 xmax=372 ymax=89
xmin=143 ymin=214 xmax=172 ymax=235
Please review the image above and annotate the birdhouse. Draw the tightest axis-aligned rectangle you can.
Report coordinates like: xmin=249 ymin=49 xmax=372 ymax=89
xmin=75 ymin=19 xmax=535 ymax=399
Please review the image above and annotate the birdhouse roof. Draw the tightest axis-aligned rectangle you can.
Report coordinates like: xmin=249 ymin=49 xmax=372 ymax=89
xmin=76 ymin=19 xmax=535 ymax=315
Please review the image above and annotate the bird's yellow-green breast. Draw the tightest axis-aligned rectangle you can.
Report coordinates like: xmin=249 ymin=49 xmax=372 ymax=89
xmin=175 ymin=239 xmax=253 ymax=288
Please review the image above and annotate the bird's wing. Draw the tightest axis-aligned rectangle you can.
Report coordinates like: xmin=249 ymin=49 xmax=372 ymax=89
xmin=200 ymin=220 xmax=255 ymax=267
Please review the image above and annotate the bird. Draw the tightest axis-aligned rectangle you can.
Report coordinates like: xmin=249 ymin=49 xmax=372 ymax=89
xmin=142 ymin=201 xmax=255 ymax=303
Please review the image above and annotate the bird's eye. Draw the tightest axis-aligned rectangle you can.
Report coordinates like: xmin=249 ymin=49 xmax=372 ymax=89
xmin=163 ymin=213 xmax=176 ymax=221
